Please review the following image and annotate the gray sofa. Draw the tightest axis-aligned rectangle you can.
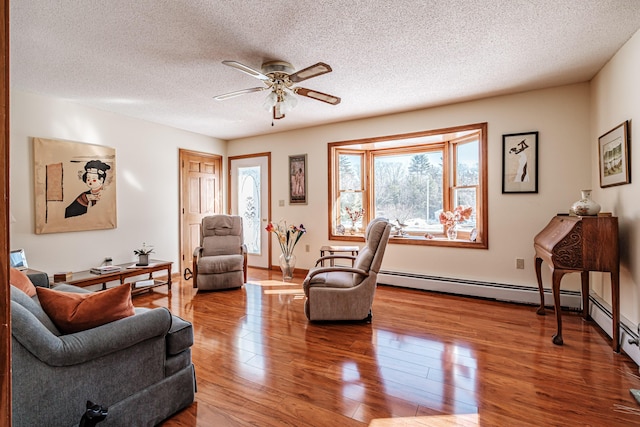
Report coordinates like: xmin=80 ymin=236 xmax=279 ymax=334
xmin=11 ymin=275 xmax=195 ymax=426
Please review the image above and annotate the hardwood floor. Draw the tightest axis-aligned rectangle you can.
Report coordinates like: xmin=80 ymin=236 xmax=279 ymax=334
xmin=134 ymin=269 xmax=640 ymax=426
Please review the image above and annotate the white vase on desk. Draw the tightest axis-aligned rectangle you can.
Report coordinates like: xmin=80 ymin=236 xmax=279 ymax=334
xmin=569 ymin=190 xmax=601 ymax=216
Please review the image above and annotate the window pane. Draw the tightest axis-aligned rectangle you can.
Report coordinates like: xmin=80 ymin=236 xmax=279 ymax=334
xmin=454 ymin=187 xmax=476 ymax=229
xmin=456 ymin=140 xmax=479 ymax=186
xmin=339 ymin=192 xmax=364 ymax=230
xmin=374 ymin=151 xmax=443 ymax=232
xmin=339 ymin=154 xmax=362 ymax=191
xmin=237 ymin=166 xmax=261 ymax=254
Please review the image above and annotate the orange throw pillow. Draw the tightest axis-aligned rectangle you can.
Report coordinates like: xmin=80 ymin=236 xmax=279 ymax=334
xmin=10 ymin=268 xmax=37 ymax=297
xmin=36 ymin=284 xmax=135 ymax=334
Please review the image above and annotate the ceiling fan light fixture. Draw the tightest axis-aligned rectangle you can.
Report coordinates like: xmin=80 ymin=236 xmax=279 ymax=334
xmin=262 ymin=91 xmax=278 ymax=110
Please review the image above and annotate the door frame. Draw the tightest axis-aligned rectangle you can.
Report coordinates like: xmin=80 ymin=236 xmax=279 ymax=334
xmin=228 ymin=152 xmax=272 ymax=269
xmin=178 ymin=148 xmax=223 ymax=278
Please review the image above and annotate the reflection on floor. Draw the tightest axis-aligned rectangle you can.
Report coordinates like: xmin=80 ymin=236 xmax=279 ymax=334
xmin=132 ymin=268 xmax=640 ymax=426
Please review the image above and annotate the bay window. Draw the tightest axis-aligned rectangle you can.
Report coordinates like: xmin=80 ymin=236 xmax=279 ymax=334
xmin=329 ymin=122 xmax=487 ymax=248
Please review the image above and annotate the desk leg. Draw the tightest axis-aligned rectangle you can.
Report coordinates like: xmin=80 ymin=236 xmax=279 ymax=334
xmin=551 ymin=269 xmax=565 ymax=346
xmin=534 ymin=257 xmax=546 ymax=315
xmin=580 ymin=271 xmax=590 ymax=321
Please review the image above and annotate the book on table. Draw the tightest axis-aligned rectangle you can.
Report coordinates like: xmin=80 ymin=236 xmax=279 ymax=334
xmin=89 ymin=265 xmax=122 ymax=275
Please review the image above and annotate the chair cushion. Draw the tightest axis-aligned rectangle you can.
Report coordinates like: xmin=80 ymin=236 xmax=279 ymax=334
xmin=10 ymin=268 xmax=36 ymax=297
xmin=36 ymin=284 xmax=135 ymax=334
xmin=198 ymin=254 xmax=244 ymax=274
xmin=308 ymin=270 xmax=355 ymax=288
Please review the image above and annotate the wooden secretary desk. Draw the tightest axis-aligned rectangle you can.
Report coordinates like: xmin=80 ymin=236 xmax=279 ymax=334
xmin=533 ymin=215 xmax=620 ymax=352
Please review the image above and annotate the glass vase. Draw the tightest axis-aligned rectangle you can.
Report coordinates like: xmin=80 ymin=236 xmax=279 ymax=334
xmin=446 ymin=224 xmax=458 ymax=240
xmin=279 ymin=253 xmax=296 ymax=282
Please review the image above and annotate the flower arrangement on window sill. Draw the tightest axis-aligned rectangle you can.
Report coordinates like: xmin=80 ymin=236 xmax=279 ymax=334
xmin=265 ymin=220 xmax=306 ymax=258
xmin=344 ymin=206 xmax=365 ymax=234
xmin=439 ymin=206 xmax=473 ymax=240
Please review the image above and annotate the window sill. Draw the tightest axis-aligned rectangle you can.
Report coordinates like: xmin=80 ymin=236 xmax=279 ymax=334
xmin=330 ymin=233 xmax=487 ymax=249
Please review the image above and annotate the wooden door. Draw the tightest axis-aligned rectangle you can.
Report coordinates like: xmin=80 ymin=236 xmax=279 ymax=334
xmin=179 ymin=150 xmax=222 ymax=280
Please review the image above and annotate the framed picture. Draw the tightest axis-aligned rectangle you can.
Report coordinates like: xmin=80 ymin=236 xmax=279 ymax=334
xmin=502 ymin=131 xmax=538 ymax=193
xmin=289 ymin=154 xmax=307 ymax=204
xmin=599 ymin=121 xmax=630 ymax=188
xmin=34 ymin=137 xmax=117 ymax=234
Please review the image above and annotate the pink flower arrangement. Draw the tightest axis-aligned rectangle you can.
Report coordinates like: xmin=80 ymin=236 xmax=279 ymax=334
xmin=345 ymin=206 xmax=365 ymax=223
xmin=439 ymin=206 xmax=473 ymax=228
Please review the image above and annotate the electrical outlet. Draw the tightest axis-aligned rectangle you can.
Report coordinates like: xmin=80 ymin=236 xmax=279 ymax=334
xmin=516 ymin=258 xmax=525 ymax=269
xmin=279 ymin=200 xmax=285 ymax=207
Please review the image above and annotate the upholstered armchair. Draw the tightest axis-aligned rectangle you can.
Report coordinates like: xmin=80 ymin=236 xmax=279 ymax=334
xmin=303 ymin=217 xmax=392 ymax=321
xmin=193 ymin=214 xmax=247 ymax=291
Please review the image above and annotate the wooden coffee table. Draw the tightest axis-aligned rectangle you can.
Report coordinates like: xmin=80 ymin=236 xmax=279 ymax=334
xmin=59 ymin=260 xmax=173 ymax=295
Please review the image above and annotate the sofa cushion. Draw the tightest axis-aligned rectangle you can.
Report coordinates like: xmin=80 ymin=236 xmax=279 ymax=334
xmin=10 ymin=268 xmax=36 ymax=297
xmin=36 ymin=284 xmax=135 ymax=334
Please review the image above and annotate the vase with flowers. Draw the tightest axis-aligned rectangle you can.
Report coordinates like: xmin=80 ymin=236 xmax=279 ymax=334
xmin=439 ymin=206 xmax=473 ymax=240
xmin=133 ymin=242 xmax=154 ymax=266
xmin=265 ymin=220 xmax=306 ymax=281
xmin=344 ymin=206 xmax=365 ymax=234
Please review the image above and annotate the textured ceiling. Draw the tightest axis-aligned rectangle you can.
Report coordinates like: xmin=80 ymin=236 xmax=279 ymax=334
xmin=9 ymin=1 xmax=640 ymax=140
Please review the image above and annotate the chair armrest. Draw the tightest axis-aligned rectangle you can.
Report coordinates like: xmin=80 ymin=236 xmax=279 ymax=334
xmin=193 ymin=246 xmax=202 ymax=258
xmin=307 ymin=266 xmax=369 ymax=280
xmin=12 ymin=304 xmax=172 ymax=366
xmin=27 ymin=272 xmax=50 ymax=288
xmin=314 ymin=255 xmax=357 ymax=267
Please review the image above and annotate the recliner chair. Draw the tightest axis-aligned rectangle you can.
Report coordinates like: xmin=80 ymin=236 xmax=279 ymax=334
xmin=303 ymin=217 xmax=392 ymax=321
xmin=193 ymin=214 xmax=247 ymax=291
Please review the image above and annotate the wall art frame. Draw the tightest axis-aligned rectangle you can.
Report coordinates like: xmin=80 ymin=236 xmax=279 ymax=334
xmin=289 ymin=154 xmax=307 ymax=205
xmin=34 ymin=137 xmax=117 ymax=234
xmin=502 ymin=131 xmax=538 ymax=194
xmin=599 ymin=120 xmax=630 ymax=188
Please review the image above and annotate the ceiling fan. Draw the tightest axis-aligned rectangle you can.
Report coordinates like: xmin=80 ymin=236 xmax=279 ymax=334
xmin=214 ymin=60 xmax=341 ymax=120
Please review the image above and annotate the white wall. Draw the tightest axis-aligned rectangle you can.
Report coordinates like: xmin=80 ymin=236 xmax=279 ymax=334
xmin=228 ymin=83 xmax=591 ymax=291
xmin=590 ymin=28 xmax=640 ymax=325
xmin=10 ymin=90 xmax=226 ymax=275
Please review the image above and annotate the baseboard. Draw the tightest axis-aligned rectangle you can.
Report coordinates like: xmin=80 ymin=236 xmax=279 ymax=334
xmin=378 ymin=270 xmax=583 ymax=308
xmin=378 ymin=270 xmax=640 ymax=367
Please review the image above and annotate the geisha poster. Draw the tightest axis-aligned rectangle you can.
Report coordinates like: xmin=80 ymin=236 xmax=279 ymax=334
xmin=34 ymin=137 xmax=117 ymax=234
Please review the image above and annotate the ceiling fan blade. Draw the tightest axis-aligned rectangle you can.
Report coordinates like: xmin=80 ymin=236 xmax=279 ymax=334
xmin=289 ymin=62 xmax=332 ymax=83
xmin=294 ymin=87 xmax=341 ymax=105
xmin=222 ymin=60 xmax=270 ymax=81
xmin=213 ymin=87 xmax=267 ymax=101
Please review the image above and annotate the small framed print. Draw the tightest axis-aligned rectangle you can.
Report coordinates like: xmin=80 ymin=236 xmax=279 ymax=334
xmin=599 ymin=121 xmax=630 ymax=188
xmin=289 ymin=154 xmax=307 ymax=204
xmin=502 ymin=131 xmax=538 ymax=193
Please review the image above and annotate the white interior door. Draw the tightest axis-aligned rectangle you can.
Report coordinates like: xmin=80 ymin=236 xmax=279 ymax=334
xmin=229 ymin=155 xmax=270 ymax=268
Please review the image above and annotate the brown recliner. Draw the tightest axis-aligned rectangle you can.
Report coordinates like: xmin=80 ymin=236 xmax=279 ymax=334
xmin=193 ymin=215 xmax=247 ymax=291
xmin=303 ymin=217 xmax=392 ymax=321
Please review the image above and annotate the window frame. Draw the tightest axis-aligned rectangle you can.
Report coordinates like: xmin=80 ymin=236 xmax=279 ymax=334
xmin=328 ymin=122 xmax=488 ymax=249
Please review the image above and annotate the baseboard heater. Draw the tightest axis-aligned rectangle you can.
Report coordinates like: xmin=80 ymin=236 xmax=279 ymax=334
xmin=378 ymin=270 xmax=640 ymax=367
xmin=378 ymin=270 xmax=582 ymax=309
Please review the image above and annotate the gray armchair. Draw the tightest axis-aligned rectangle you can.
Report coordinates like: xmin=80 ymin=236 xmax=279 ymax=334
xmin=10 ymin=280 xmax=195 ymax=426
xmin=193 ymin=214 xmax=247 ymax=291
xmin=303 ymin=217 xmax=392 ymax=321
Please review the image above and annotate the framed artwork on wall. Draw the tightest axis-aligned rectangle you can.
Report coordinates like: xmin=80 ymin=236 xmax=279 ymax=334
xmin=33 ymin=137 xmax=117 ymax=234
xmin=289 ymin=154 xmax=307 ymax=204
xmin=502 ymin=131 xmax=538 ymax=194
xmin=599 ymin=120 xmax=630 ymax=188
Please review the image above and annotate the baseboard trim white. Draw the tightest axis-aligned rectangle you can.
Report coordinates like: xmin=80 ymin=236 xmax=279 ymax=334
xmin=378 ymin=270 xmax=640 ymax=367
